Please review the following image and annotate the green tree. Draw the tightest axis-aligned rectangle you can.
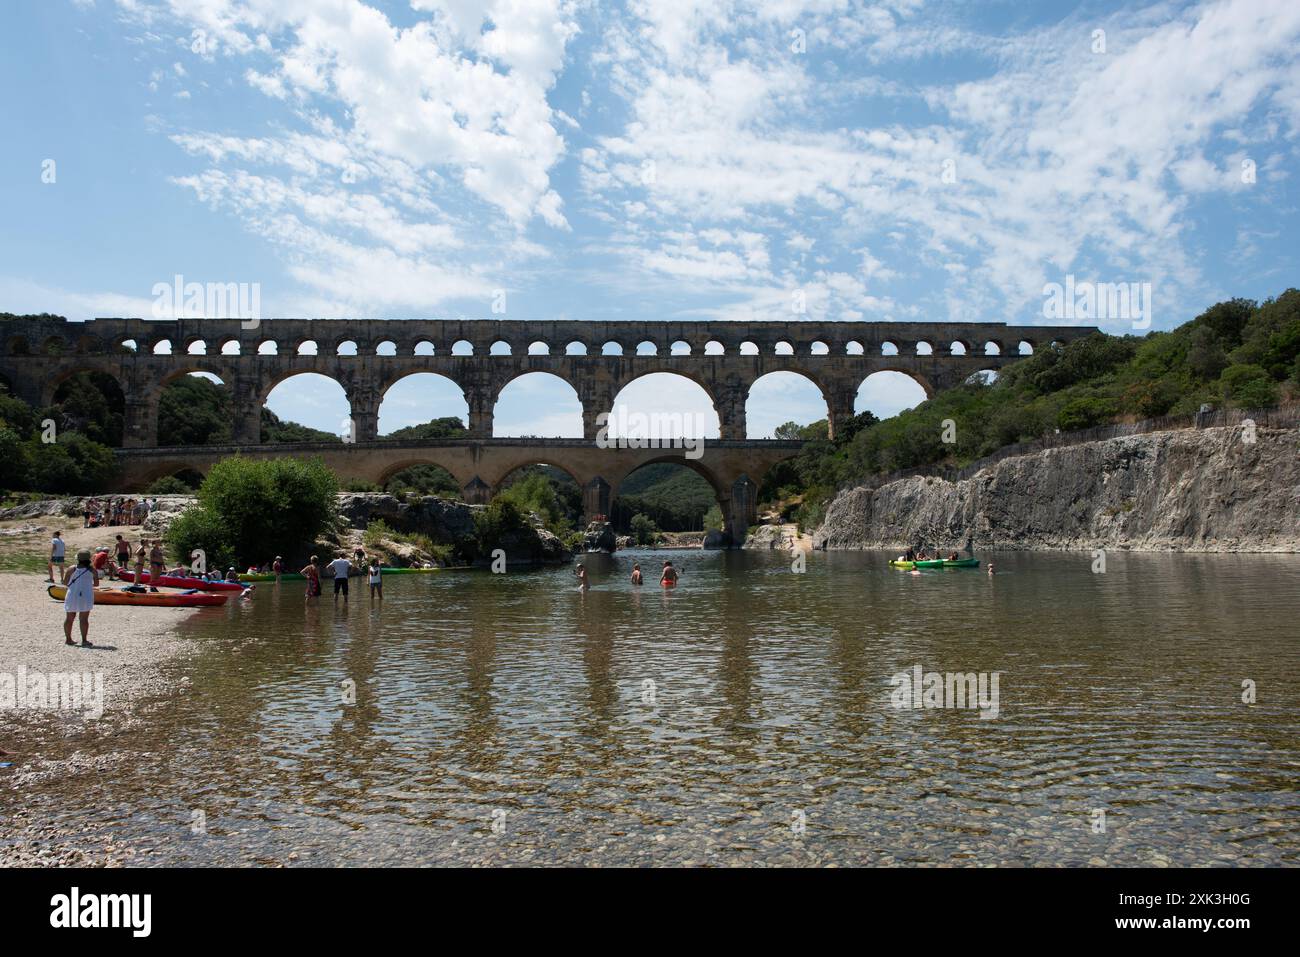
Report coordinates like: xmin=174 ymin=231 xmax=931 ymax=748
xmin=1217 ymin=364 xmax=1278 ymax=409
xmin=158 ymin=375 xmax=233 ymax=446
xmin=630 ymin=513 xmax=658 ymax=545
xmin=167 ymin=456 xmax=339 ymax=568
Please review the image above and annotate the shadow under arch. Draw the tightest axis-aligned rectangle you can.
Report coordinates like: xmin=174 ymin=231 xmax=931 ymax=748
xmin=608 ymin=457 xmax=725 ymax=534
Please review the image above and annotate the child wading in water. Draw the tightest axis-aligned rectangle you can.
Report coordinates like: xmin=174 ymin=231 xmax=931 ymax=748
xmin=368 ymin=560 xmax=382 ymax=599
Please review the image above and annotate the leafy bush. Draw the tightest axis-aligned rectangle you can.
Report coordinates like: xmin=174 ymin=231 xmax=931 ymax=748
xmin=24 ymin=432 xmax=117 ymax=493
xmin=1217 ymin=364 xmax=1278 ymax=409
xmin=166 ymin=456 xmax=339 ymax=568
xmin=472 ymin=498 xmax=530 ymax=556
xmin=146 ymin=475 xmax=194 ymax=495
xmin=629 ymin=513 xmax=659 ymax=545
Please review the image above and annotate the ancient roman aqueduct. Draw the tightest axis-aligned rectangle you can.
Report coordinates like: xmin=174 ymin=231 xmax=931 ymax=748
xmin=0 ymin=316 xmax=1095 ymax=543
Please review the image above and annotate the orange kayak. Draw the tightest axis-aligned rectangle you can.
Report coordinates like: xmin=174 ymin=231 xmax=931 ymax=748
xmin=48 ymin=584 xmax=228 ymax=607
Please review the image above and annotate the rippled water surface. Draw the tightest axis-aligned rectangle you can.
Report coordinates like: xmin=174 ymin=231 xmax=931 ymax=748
xmin=12 ymin=550 xmax=1300 ymax=865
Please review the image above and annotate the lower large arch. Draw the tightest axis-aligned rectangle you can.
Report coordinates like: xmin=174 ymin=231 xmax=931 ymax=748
xmin=609 ymin=460 xmax=725 ymax=536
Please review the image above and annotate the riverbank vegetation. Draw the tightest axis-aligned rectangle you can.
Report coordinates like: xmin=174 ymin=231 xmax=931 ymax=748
xmin=762 ymin=290 xmax=1300 ymax=530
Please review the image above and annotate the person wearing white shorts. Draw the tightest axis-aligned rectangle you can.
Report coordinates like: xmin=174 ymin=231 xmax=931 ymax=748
xmin=62 ymin=550 xmax=98 ymax=647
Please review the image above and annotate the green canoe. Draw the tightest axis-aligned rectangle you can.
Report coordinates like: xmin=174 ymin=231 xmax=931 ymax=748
xmin=940 ymin=558 xmax=980 ymax=568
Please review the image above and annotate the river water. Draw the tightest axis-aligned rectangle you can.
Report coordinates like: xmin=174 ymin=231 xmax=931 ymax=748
xmin=9 ymin=550 xmax=1300 ymax=866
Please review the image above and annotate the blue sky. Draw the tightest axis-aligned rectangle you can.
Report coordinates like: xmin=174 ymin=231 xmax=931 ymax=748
xmin=2 ymin=0 xmax=1298 ymax=437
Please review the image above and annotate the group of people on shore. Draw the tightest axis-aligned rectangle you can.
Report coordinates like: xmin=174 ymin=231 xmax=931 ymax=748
xmin=80 ymin=497 xmax=156 ymax=529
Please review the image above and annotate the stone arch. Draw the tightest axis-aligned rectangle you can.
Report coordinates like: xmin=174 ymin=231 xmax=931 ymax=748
xmin=414 ymin=339 xmax=435 ymax=356
xmin=739 ymin=341 xmax=759 ymax=355
xmin=565 ymin=340 xmax=588 ymax=355
xmin=219 ymin=338 xmax=241 ymax=355
xmin=42 ymin=365 xmax=126 ymax=408
xmin=670 ymin=340 xmax=691 ymax=355
xmin=983 ymin=340 xmax=1002 ymax=356
xmin=451 ymin=339 xmax=474 ymax=356
xmin=375 ymin=340 xmax=397 ymax=356
xmin=949 ymin=340 xmax=970 ymax=356
xmin=527 ymin=341 xmax=550 ymax=355
xmin=335 ymin=338 xmax=359 ymax=356
xmin=915 ymin=340 xmax=934 ymax=356
xmin=260 ymin=371 xmax=352 ymax=438
xmin=297 ymin=339 xmax=319 ymax=356
xmin=609 ymin=371 xmax=720 ymax=439
xmin=150 ymin=338 xmax=173 ymax=355
xmin=118 ymin=338 xmax=138 ymax=354
xmin=745 ymin=371 xmax=830 ymax=439
xmin=7 ymin=336 xmax=30 ymax=356
xmin=704 ymin=340 xmax=725 ymax=355
xmin=1018 ymin=340 xmax=1035 ymax=355
xmin=881 ymin=340 xmax=899 ymax=356
xmin=854 ymin=369 xmax=932 ymax=419
xmin=601 ymin=341 xmax=624 ymax=356
xmin=845 ymin=340 xmax=864 ymax=355
xmin=377 ymin=371 xmax=469 ymax=436
xmin=609 ymin=455 xmax=727 ymax=503
xmin=966 ymin=368 xmax=1001 ymax=386
xmin=375 ymin=456 xmax=471 ymax=490
xmin=774 ymin=340 xmax=794 ymax=355
xmin=75 ymin=334 xmax=105 ymax=355
xmin=487 ymin=459 xmax=586 ymax=500
xmin=608 ymin=458 xmax=727 ymax=533
xmin=810 ymin=340 xmax=829 ymax=355
xmin=635 ymin=340 xmax=658 ymax=356
xmin=185 ymin=338 xmax=208 ymax=355
xmin=154 ymin=367 xmax=235 ymax=445
xmin=257 ymin=340 xmax=278 ymax=355
xmin=490 ymin=340 xmax=512 ymax=356
xmin=493 ymin=371 xmax=582 ymax=438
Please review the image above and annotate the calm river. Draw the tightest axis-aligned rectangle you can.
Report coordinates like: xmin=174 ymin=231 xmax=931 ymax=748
xmin=11 ymin=550 xmax=1300 ymax=866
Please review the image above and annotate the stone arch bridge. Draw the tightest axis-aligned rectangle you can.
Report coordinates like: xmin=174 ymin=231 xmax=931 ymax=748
xmin=0 ymin=316 xmax=1095 ymax=544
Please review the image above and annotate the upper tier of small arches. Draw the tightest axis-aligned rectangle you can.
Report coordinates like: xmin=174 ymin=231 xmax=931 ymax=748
xmin=6 ymin=334 xmax=1049 ymax=358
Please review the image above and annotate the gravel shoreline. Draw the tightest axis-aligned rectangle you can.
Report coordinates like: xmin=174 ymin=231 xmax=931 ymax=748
xmin=0 ymin=514 xmax=205 ymax=866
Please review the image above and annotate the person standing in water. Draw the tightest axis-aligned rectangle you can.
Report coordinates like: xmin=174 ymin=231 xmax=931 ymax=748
xmin=329 ymin=552 xmax=353 ymax=602
xmin=630 ymin=563 xmax=642 ymax=585
xmin=660 ymin=560 xmax=679 ymax=587
xmin=301 ymin=555 xmax=322 ymax=598
xmin=368 ymin=559 xmax=382 ymax=600
xmin=272 ymin=555 xmax=283 ymax=585
xmin=575 ymin=563 xmax=588 ymax=589
xmin=61 ymin=549 xmax=98 ymax=647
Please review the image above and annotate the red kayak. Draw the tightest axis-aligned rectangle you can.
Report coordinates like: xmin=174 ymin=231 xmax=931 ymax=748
xmin=116 ymin=570 xmax=248 ymax=592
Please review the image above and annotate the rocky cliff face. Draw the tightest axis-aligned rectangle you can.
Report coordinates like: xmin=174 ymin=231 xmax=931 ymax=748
xmin=813 ymin=424 xmax=1299 ymax=552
